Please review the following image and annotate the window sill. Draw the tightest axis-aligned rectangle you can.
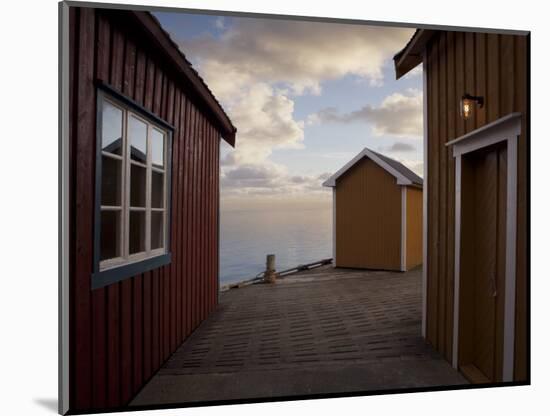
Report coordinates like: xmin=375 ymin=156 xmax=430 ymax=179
xmin=92 ymin=253 xmax=171 ymax=289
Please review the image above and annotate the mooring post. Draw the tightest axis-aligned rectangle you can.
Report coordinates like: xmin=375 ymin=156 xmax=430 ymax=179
xmin=264 ymin=254 xmax=277 ymax=283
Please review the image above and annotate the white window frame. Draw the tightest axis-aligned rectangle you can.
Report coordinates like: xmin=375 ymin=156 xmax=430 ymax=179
xmin=93 ymin=86 xmax=172 ymax=289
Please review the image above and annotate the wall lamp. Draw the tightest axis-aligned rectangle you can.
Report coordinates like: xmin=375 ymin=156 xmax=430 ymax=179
xmin=460 ymin=94 xmax=484 ymax=120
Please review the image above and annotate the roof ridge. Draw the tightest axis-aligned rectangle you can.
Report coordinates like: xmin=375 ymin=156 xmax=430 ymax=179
xmin=367 ymin=148 xmax=423 ymax=185
xmin=368 ymin=148 xmax=418 ymax=172
xmin=322 ymin=147 xmax=423 ymax=188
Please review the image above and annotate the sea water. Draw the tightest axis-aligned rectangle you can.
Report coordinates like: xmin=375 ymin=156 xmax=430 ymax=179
xmin=220 ymin=207 xmax=332 ymax=285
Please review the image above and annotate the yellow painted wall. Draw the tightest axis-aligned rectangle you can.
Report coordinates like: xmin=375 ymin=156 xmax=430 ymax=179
xmin=424 ymin=32 xmax=527 ymax=379
xmin=335 ymin=157 xmax=401 ymax=270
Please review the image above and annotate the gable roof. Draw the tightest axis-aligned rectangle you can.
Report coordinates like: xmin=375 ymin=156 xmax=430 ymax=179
xmin=127 ymin=11 xmax=237 ymax=146
xmin=393 ymin=29 xmax=436 ymax=79
xmin=322 ymin=147 xmax=423 ymax=188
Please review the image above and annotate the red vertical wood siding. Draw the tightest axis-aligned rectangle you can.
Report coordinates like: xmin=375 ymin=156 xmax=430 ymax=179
xmin=424 ymin=31 xmax=528 ymax=381
xmin=69 ymin=8 xmax=223 ymax=411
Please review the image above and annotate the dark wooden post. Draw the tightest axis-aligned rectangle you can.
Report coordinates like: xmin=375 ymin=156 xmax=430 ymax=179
xmin=264 ymin=254 xmax=277 ymax=283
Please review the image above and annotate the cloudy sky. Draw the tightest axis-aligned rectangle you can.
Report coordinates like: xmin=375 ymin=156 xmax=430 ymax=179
xmin=155 ymin=12 xmax=423 ymax=210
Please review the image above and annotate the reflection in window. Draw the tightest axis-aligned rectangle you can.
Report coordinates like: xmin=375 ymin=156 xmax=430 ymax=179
xmin=129 ymin=210 xmax=146 ymax=254
xmin=100 ymin=210 xmax=121 ymax=260
xmin=151 ymin=128 xmax=165 ymax=169
xmin=101 ymin=101 xmax=123 ymax=155
xmin=129 ymin=115 xmax=147 ymax=164
xmin=152 ymin=170 xmax=164 ymax=208
xmin=97 ymin=94 xmax=170 ymax=271
xmin=151 ymin=211 xmax=164 ymax=250
xmin=101 ymin=156 xmax=122 ymax=206
xmin=130 ymin=164 xmax=147 ymax=207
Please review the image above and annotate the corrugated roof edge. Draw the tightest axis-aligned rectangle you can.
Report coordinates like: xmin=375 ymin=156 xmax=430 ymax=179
xmin=370 ymin=149 xmax=423 ymax=185
xmin=132 ymin=11 xmax=237 ymax=146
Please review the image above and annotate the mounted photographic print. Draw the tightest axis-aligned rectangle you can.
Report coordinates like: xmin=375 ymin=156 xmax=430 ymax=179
xmin=59 ymin=1 xmax=530 ymax=414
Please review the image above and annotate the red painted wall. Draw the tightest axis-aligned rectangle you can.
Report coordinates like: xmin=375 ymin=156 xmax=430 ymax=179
xmin=69 ymin=7 xmax=221 ymax=411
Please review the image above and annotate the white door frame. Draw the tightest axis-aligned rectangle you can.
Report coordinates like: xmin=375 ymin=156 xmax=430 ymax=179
xmin=421 ymin=53 xmax=428 ymax=337
xmin=448 ymin=112 xmax=521 ymax=382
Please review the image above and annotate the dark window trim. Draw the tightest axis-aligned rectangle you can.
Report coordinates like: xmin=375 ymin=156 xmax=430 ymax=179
xmin=95 ymin=79 xmax=175 ymax=131
xmin=92 ymin=253 xmax=172 ymax=290
xmin=93 ymin=85 xmax=173 ymax=290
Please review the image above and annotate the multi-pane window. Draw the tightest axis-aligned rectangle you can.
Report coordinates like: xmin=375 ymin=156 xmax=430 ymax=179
xmin=98 ymin=95 xmax=169 ymax=272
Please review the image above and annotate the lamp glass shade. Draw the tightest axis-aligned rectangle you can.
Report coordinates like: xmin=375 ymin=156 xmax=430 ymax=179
xmin=460 ymin=96 xmax=474 ymax=120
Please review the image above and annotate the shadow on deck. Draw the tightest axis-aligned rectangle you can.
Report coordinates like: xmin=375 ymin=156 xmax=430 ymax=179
xmin=131 ymin=266 xmax=467 ymax=406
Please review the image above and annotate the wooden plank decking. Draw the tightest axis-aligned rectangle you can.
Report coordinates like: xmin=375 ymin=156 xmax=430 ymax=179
xmin=131 ymin=266 xmax=467 ymax=406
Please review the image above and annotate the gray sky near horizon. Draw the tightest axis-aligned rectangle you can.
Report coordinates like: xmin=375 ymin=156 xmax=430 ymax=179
xmin=155 ymin=12 xmax=423 ymax=210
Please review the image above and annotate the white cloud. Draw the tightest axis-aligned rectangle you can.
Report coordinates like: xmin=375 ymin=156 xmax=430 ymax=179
xmin=173 ymin=18 xmax=415 ymax=197
xmin=221 ymin=83 xmax=305 ymax=166
xmin=180 ymin=19 xmax=414 ymax=99
xmin=213 ymin=16 xmax=225 ymax=30
xmin=403 ymin=64 xmax=422 ymax=79
xmin=317 ymin=172 xmax=332 ymax=181
xmin=309 ymin=88 xmax=423 ymax=138
xmin=221 ymin=161 xmax=331 ymax=196
xmin=380 ymin=141 xmax=417 ymax=153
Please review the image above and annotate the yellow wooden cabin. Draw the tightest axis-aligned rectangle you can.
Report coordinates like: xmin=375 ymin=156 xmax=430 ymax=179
xmin=323 ymin=148 xmax=423 ymax=272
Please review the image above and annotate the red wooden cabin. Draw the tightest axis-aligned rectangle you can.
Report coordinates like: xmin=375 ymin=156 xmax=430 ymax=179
xmin=62 ymin=5 xmax=236 ymax=413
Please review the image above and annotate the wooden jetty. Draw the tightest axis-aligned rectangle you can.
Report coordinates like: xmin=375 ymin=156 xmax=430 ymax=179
xmin=220 ymin=258 xmax=333 ymax=291
xmin=131 ymin=265 xmax=467 ymax=406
